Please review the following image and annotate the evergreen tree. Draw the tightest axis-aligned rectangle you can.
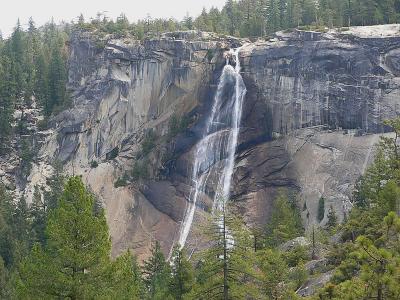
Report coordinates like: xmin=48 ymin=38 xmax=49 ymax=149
xmin=47 ymin=34 xmax=67 ymax=115
xmin=107 ymin=251 xmax=146 ymax=299
xmin=43 ymin=161 xmax=65 ymax=210
xmin=265 ymin=190 xmax=303 ymax=247
xmin=192 ymin=205 xmax=258 ymax=299
xmin=0 ymin=256 xmax=8 ymax=298
xmin=30 ymin=186 xmax=47 ymax=245
xmin=16 ymin=176 xmax=112 ymax=298
xmin=256 ymin=249 xmax=298 ymax=299
xmin=318 ymin=197 xmax=325 ymax=222
xmin=0 ymin=53 xmax=15 ymax=151
xmin=34 ymin=50 xmax=49 ymax=115
xmin=10 ymin=20 xmax=26 ymax=100
xmin=169 ymin=246 xmax=194 ymax=299
xmin=323 ymin=213 xmax=400 ymax=299
xmin=0 ymin=184 xmax=16 ymax=268
xmin=142 ymin=240 xmax=172 ymax=299
xmin=326 ymin=205 xmax=338 ymax=229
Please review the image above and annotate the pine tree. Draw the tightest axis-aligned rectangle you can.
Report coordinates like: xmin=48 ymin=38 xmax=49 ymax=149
xmin=0 ymin=53 xmax=15 ymax=151
xmin=0 ymin=184 xmax=16 ymax=268
xmin=107 ymin=251 xmax=146 ymax=299
xmin=142 ymin=240 xmax=172 ymax=299
xmin=25 ymin=17 xmax=40 ymax=105
xmin=16 ymin=176 xmax=112 ymax=298
xmin=169 ymin=246 xmax=194 ymax=299
xmin=326 ymin=205 xmax=338 ymax=229
xmin=256 ymin=249 xmax=296 ymax=299
xmin=267 ymin=0 xmax=281 ymax=33
xmin=47 ymin=34 xmax=67 ymax=114
xmin=0 ymin=257 xmax=7 ymax=298
xmin=192 ymin=205 xmax=258 ymax=299
xmin=225 ymin=0 xmax=237 ymax=35
xmin=318 ymin=197 xmax=325 ymax=222
xmin=10 ymin=20 xmax=26 ymax=101
xmin=43 ymin=161 xmax=65 ymax=210
xmin=30 ymin=186 xmax=47 ymax=245
xmin=265 ymin=190 xmax=303 ymax=247
xmin=34 ymin=51 xmax=49 ymax=111
xmin=329 ymin=215 xmax=400 ymax=299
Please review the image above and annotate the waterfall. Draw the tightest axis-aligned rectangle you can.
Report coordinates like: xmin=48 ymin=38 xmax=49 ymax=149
xmin=178 ymin=47 xmax=247 ymax=248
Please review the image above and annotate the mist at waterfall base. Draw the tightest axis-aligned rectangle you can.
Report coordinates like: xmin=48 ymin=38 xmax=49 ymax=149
xmin=177 ymin=47 xmax=247 ymax=249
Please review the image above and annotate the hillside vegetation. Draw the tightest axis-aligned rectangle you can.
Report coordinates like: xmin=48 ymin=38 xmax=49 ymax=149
xmin=1 ymin=118 xmax=400 ymax=299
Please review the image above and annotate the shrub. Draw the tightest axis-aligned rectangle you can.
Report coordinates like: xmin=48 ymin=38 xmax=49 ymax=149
xmin=90 ymin=160 xmax=98 ymax=168
xmin=141 ymin=130 xmax=156 ymax=156
xmin=318 ymin=197 xmax=325 ymax=222
xmin=106 ymin=147 xmax=119 ymax=160
xmin=288 ymin=262 xmax=308 ymax=289
xmin=283 ymin=245 xmax=310 ymax=267
xmin=114 ymin=173 xmax=129 ymax=188
xmin=168 ymin=114 xmax=190 ymax=138
xmin=326 ymin=205 xmax=338 ymax=229
xmin=206 ymin=49 xmax=214 ymax=62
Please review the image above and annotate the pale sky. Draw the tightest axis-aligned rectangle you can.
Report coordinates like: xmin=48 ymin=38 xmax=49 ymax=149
xmin=0 ymin=0 xmax=226 ymax=37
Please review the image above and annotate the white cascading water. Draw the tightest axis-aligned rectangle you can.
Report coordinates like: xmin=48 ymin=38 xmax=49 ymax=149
xmin=178 ymin=47 xmax=247 ymax=248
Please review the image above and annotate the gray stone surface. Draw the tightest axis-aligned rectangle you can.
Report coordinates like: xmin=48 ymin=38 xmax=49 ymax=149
xmin=22 ymin=27 xmax=400 ymax=260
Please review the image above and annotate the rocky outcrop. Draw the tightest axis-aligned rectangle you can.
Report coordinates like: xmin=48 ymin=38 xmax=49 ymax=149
xmin=232 ymin=28 xmax=400 ymax=229
xmin=26 ymin=31 xmax=232 ymax=258
xmin=24 ymin=26 xmax=400 ymax=259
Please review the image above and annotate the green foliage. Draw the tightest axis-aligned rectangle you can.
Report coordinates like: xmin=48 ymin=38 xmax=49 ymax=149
xmin=114 ymin=173 xmax=129 ymax=188
xmin=326 ymin=205 xmax=338 ymax=229
xmin=106 ymin=146 xmax=119 ymax=160
xmin=320 ymin=212 xmax=400 ymax=299
xmin=0 ymin=185 xmax=20 ymax=269
xmin=141 ymin=130 xmax=157 ymax=157
xmin=71 ymin=0 xmax=400 ymax=42
xmin=265 ymin=190 xmax=304 ymax=248
xmin=0 ymin=256 xmax=9 ymax=299
xmin=75 ymin=12 xmax=187 ymax=40
xmin=191 ymin=207 xmax=259 ymax=299
xmin=318 ymin=197 xmax=325 ymax=222
xmin=316 ymin=118 xmax=400 ymax=298
xmin=169 ymin=247 xmax=194 ymax=300
xmin=15 ymin=176 xmax=142 ymax=299
xmin=288 ymin=261 xmax=308 ymax=290
xmin=19 ymin=138 xmax=34 ymax=178
xmin=193 ymin=0 xmax=400 ymax=38
xmin=16 ymin=177 xmax=111 ymax=298
xmin=107 ymin=252 xmax=145 ymax=299
xmin=0 ymin=19 xmax=69 ymax=147
xmin=283 ymin=245 xmax=310 ymax=267
xmin=257 ymin=249 xmax=293 ymax=298
xmin=168 ymin=114 xmax=191 ymax=138
xmin=142 ymin=241 xmax=172 ymax=299
xmin=90 ymin=160 xmax=98 ymax=168
xmin=30 ymin=186 xmax=47 ymax=245
xmin=43 ymin=161 xmax=65 ymax=211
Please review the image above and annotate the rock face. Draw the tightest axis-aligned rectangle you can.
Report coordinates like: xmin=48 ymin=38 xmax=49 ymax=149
xmin=233 ymin=29 xmax=400 ymax=229
xmin=240 ymin=31 xmax=400 ymax=137
xmin=27 ymin=31 xmax=230 ymax=258
xmin=25 ymin=26 xmax=400 ymax=258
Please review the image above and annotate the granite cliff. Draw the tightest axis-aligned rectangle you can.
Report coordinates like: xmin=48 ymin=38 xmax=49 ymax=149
xmin=19 ymin=25 xmax=400 ymax=258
